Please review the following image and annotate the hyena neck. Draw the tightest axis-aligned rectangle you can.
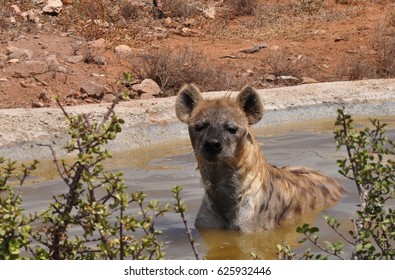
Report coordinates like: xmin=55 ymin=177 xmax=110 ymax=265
xmin=198 ymin=134 xmax=268 ymax=220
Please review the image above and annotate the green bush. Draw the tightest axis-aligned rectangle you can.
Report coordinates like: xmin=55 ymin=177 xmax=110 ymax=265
xmin=278 ymin=108 xmax=395 ymax=260
xmin=0 ymin=75 xmax=198 ymax=260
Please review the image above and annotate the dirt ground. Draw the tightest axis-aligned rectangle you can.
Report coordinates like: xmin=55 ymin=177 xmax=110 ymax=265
xmin=1 ymin=0 xmax=395 ymax=109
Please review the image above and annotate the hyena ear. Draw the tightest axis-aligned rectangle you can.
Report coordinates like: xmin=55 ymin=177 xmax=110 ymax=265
xmin=175 ymin=84 xmax=203 ymax=122
xmin=237 ymin=85 xmax=264 ymax=125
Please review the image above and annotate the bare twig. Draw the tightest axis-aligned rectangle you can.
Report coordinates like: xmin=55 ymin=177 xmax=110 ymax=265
xmin=37 ymin=144 xmax=69 ymax=185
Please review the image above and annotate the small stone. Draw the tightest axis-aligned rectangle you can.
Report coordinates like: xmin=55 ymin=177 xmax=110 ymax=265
xmin=164 ymin=17 xmax=173 ymax=26
xmin=43 ymin=0 xmax=63 ymax=15
xmin=10 ymin=5 xmax=22 ymax=15
xmin=32 ymin=101 xmax=45 ymax=108
xmin=93 ymin=56 xmax=107 ymax=65
xmin=5 ymin=60 xmax=47 ymax=78
xmin=183 ymin=18 xmax=197 ymax=27
xmin=102 ymin=94 xmax=116 ymax=103
xmin=367 ymin=50 xmax=378 ymax=55
xmin=132 ymin=79 xmax=161 ymax=98
xmin=67 ymin=55 xmax=84 ymax=63
xmin=301 ymin=77 xmax=318 ymax=84
xmin=88 ymin=38 xmax=106 ymax=49
xmin=39 ymin=90 xmax=53 ymax=102
xmin=21 ymin=9 xmax=41 ymax=23
xmin=265 ymin=74 xmax=276 ymax=82
xmin=8 ymin=48 xmax=34 ymax=60
xmin=115 ymin=45 xmax=133 ymax=57
xmin=279 ymin=75 xmax=299 ymax=82
xmin=80 ymin=81 xmax=105 ymax=99
xmin=182 ymin=27 xmax=191 ymax=34
xmin=20 ymin=81 xmax=28 ymax=88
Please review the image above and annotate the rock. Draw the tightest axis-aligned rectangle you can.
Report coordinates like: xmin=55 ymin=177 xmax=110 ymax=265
xmin=367 ymin=50 xmax=378 ymax=55
xmin=32 ymin=101 xmax=45 ymax=108
xmin=67 ymin=55 xmax=84 ymax=64
xmin=181 ymin=27 xmax=191 ymax=35
xmin=88 ymin=38 xmax=106 ymax=49
xmin=301 ymin=77 xmax=318 ymax=84
xmin=279 ymin=75 xmax=299 ymax=82
xmin=265 ymin=74 xmax=276 ymax=82
xmin=80 ymin=81 xmax=105 ymax=99
xmin=0 ymin=78 xmax=9 ymax=82
xmin=183 ymin=18 xmax=197 ymax=27
xmin=8 ymin=58 xmax=20 ymax=64
xmin=9 ymin=16 xmax=17 ymax=27
xmin=21 ymin=9 xmax=41 ymax=23
xmin=90 ymin=73 xmax=105 ymax=78
xmin=8 ymin=49 xmax=33 ymax=60
xmin=20 ymin=81 xmax=29 ymax=88
xmin=61 ymin=0 xmax=73 ymax=5
xmin=132 ymin=79 xmax=161 ymax=98
xmin=93 ymin=56 xmax=107 ymax=65
xmin=278 ymin=75 xmax=300 ymax=85
xmin=10 ymin=5 xmax=22 ymax=15
xmin=241 ymin=70 xmax=255 ymax=78
xmin=39 ymin=90 xmax=53 ymax=103
xmin=115 ymin=45 xmax=133 ymax=58
xmin=102 ymin=94 xmax=116 ymax=103
xmin=43 ymin=0 xmax=63 ymax=15
xmin=5 ymin=60 xmax=47 ymax=78
xmin=164 ymin=17 xmax=173 ymax=27
xmin=45 ymin=55 xmax=60 ymax=70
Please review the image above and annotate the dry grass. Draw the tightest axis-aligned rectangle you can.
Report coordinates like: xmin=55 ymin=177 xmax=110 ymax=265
xmin=227 ymin=0 xmax=258 ymax=16
xmin=333 ymin=54 xmax=378 ymax=81
xmin=130 ymin=46 xmax=240 ymax=96
xmin=265 ymin=49 xmax=311 ymax=79
xmin=162 ymin=0 xmax=201 ymax=18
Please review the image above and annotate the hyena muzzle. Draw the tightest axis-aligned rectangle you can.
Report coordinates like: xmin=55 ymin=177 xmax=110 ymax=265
xmin=175 ymin=84 xmax=345 ymax=232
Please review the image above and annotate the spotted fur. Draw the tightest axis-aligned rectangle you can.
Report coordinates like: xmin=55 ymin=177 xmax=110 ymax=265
xmin=175 ymin=84 xmax=344 ymax=232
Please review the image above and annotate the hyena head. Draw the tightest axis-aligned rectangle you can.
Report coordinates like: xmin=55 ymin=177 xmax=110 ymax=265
xmin=175 ymin=84 xmax=264 ymax=164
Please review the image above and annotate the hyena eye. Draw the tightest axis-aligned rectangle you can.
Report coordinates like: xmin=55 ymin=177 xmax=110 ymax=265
xmin=195 ymin=122 xmax=209 ymax=132
xmin=227 ymin=126 xmax=238 ymax=134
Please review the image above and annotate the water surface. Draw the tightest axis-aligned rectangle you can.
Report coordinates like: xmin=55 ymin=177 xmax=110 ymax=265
xmin=20 ymin=117 xmax=395 ymax=259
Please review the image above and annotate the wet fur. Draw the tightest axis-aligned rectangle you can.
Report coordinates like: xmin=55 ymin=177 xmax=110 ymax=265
xmin=175 ymin=84 xmax=344 ymax=232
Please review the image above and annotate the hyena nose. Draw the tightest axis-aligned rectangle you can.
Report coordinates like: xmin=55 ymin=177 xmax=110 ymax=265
xmin=204 ymin=140 xmax=222 ymax=153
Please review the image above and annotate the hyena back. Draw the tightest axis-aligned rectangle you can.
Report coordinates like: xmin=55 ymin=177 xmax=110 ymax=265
xmin=175 ymin=84 xmax=344 ymax=232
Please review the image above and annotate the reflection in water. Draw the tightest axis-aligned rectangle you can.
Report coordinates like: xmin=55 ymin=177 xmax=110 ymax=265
xmin=20 ymin=118 xmax=395 ymax=259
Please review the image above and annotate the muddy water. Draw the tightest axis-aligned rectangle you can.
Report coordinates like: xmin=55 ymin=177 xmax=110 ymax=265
xmin=20 ymin=117 xmax=395 ymax=260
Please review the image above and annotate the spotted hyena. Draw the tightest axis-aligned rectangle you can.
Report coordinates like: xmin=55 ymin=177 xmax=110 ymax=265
xmin=175 ymin=84 xmax=344 ymax=232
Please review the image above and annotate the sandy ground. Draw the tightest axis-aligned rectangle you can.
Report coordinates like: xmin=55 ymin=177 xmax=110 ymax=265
xmin=1 ymin=78 xmax=395 ymax=161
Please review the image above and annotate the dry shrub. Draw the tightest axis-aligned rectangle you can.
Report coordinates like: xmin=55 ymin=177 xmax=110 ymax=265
xmin=58 ymin=0 xmax=143 ymax=41
xmin=335 ymin=0 xmax=355 ymax=4
xmin=162 ymin=0 xmax=200 ymax=18
xmin=131 ymin=46 xmax=236 ymax=96
xmin=333 ymin=54 xmax=378 ymax=81
xmin=266 ymin=49 xmax=309 ymax=78
xmin=119 ymin=0 xmax=142 ymax=21
xmin=374 ymin=36 xmax=395 ymax=77
xmin=227 ymin=0 xmax=258 ymax=16
xmin=248 ymin=3 xmax=287 ymax=29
